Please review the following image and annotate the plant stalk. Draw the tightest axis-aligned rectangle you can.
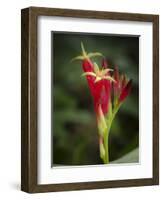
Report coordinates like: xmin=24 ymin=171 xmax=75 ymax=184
xmin=103 ymin=104 xmax=121 ymax=164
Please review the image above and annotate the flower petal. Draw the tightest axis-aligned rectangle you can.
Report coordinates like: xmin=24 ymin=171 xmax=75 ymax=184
xmin=82 ymin=59 xmax=94 ymax=72
xmin=102 ymin=58 xmax=108 ymax=68
xmin=71 ymin=55 xmax=84 ymax=62
xmin=101 ymin=68 xmax=113 ymax=76
xmin=94 ymin=76 xmax=102 ymax=83
xmin=119 ymin=80 xmax=132 ymax=103
xmin=93 ymin=62 xmax=100 ymax=74
xmin=88 ymin=52 xmax=103 ymax=58
xmin=82 ymin=60 xmax=96 ymax=97
xmin=114 ymin=66 xmax=120 ymax=82
xmin=81 ymin=42 xmax=87 ymax=58
xmin=103 ymin=76 xmax=116 ymax=82
xmin=81 ymin=72 xmax=96 ymax=77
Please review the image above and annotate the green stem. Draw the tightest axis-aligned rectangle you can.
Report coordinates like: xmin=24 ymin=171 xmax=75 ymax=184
xmin=104 ymin=136 xmax=108 ymax=163
xmin=103 ymin=118 xmax=112 ymax=164
xmin=103 ymin=104 xmax=121 ymax=164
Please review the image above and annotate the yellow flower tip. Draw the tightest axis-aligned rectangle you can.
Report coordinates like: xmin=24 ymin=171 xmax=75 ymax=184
xmin=81 ymin=72 xmax=96 ymax=77
xmin=72 ymin=42 xmax=104 ymax=62
xmin=88 ymin=52 xmax=104 ymax=58
xmin=93 ymin=62 xmax=100 ymax=73
xmin=70 ymin=55 xmax=84 ymax=62
xmin=94 ymin=77 xmax=102 ymax=83
xmin=104 ymin=76 xmax=116 ymax=82
xmin=81 ymin=41 xmax=87 ymax=57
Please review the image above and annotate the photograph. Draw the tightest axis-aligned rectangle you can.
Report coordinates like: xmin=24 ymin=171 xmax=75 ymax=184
xmin=52 ymin=32 xmax=139 ymax=166
xmin=21 ymin=7 xmax=159 ymax=193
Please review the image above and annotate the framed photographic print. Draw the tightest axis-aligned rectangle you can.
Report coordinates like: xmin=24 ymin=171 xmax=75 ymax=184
xmin=21 ymin=7 xmax=159 ymax=193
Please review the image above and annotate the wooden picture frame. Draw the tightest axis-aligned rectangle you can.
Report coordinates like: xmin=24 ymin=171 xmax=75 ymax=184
xmin=21 ymin=7 xmax=159 ymax=193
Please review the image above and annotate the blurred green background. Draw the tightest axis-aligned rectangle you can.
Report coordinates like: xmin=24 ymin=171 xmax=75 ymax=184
xmin=52 ymin=32 xmax=139 ymax=165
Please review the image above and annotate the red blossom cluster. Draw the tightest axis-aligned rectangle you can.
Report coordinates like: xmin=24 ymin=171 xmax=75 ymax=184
xmin=72 ymin=43 xmax=132 ymax=163
xmin=81 ymin=56 xmax=132 ymax=118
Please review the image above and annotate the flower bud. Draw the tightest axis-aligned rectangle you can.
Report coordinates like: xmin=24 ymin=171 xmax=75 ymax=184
xmin=119 ymin=80 xmax=132 ymax=103
xmin=99 ymin=137 xmax=105 ymax=159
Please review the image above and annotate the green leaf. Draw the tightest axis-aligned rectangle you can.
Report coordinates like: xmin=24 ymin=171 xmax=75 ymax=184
xmin=111 ymin=148 xmax=139 ymax=163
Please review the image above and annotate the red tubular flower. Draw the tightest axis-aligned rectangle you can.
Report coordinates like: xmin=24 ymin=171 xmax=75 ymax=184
xmin=73 ymin=43 xmax=114 ymax=116
xmin=82 ymin=60 xmax=113 ymax=115
xmin=94 ymin=78 xmax=110 ymax=115
xmin=82 ymin=59 xmax=96 ymax=97
xmin=74 ymin=43 xmax=132 ymax=113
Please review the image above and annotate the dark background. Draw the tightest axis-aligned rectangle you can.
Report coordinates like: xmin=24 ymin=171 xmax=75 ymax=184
xmin=52 ymin=32 xmax=139 ymax=165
